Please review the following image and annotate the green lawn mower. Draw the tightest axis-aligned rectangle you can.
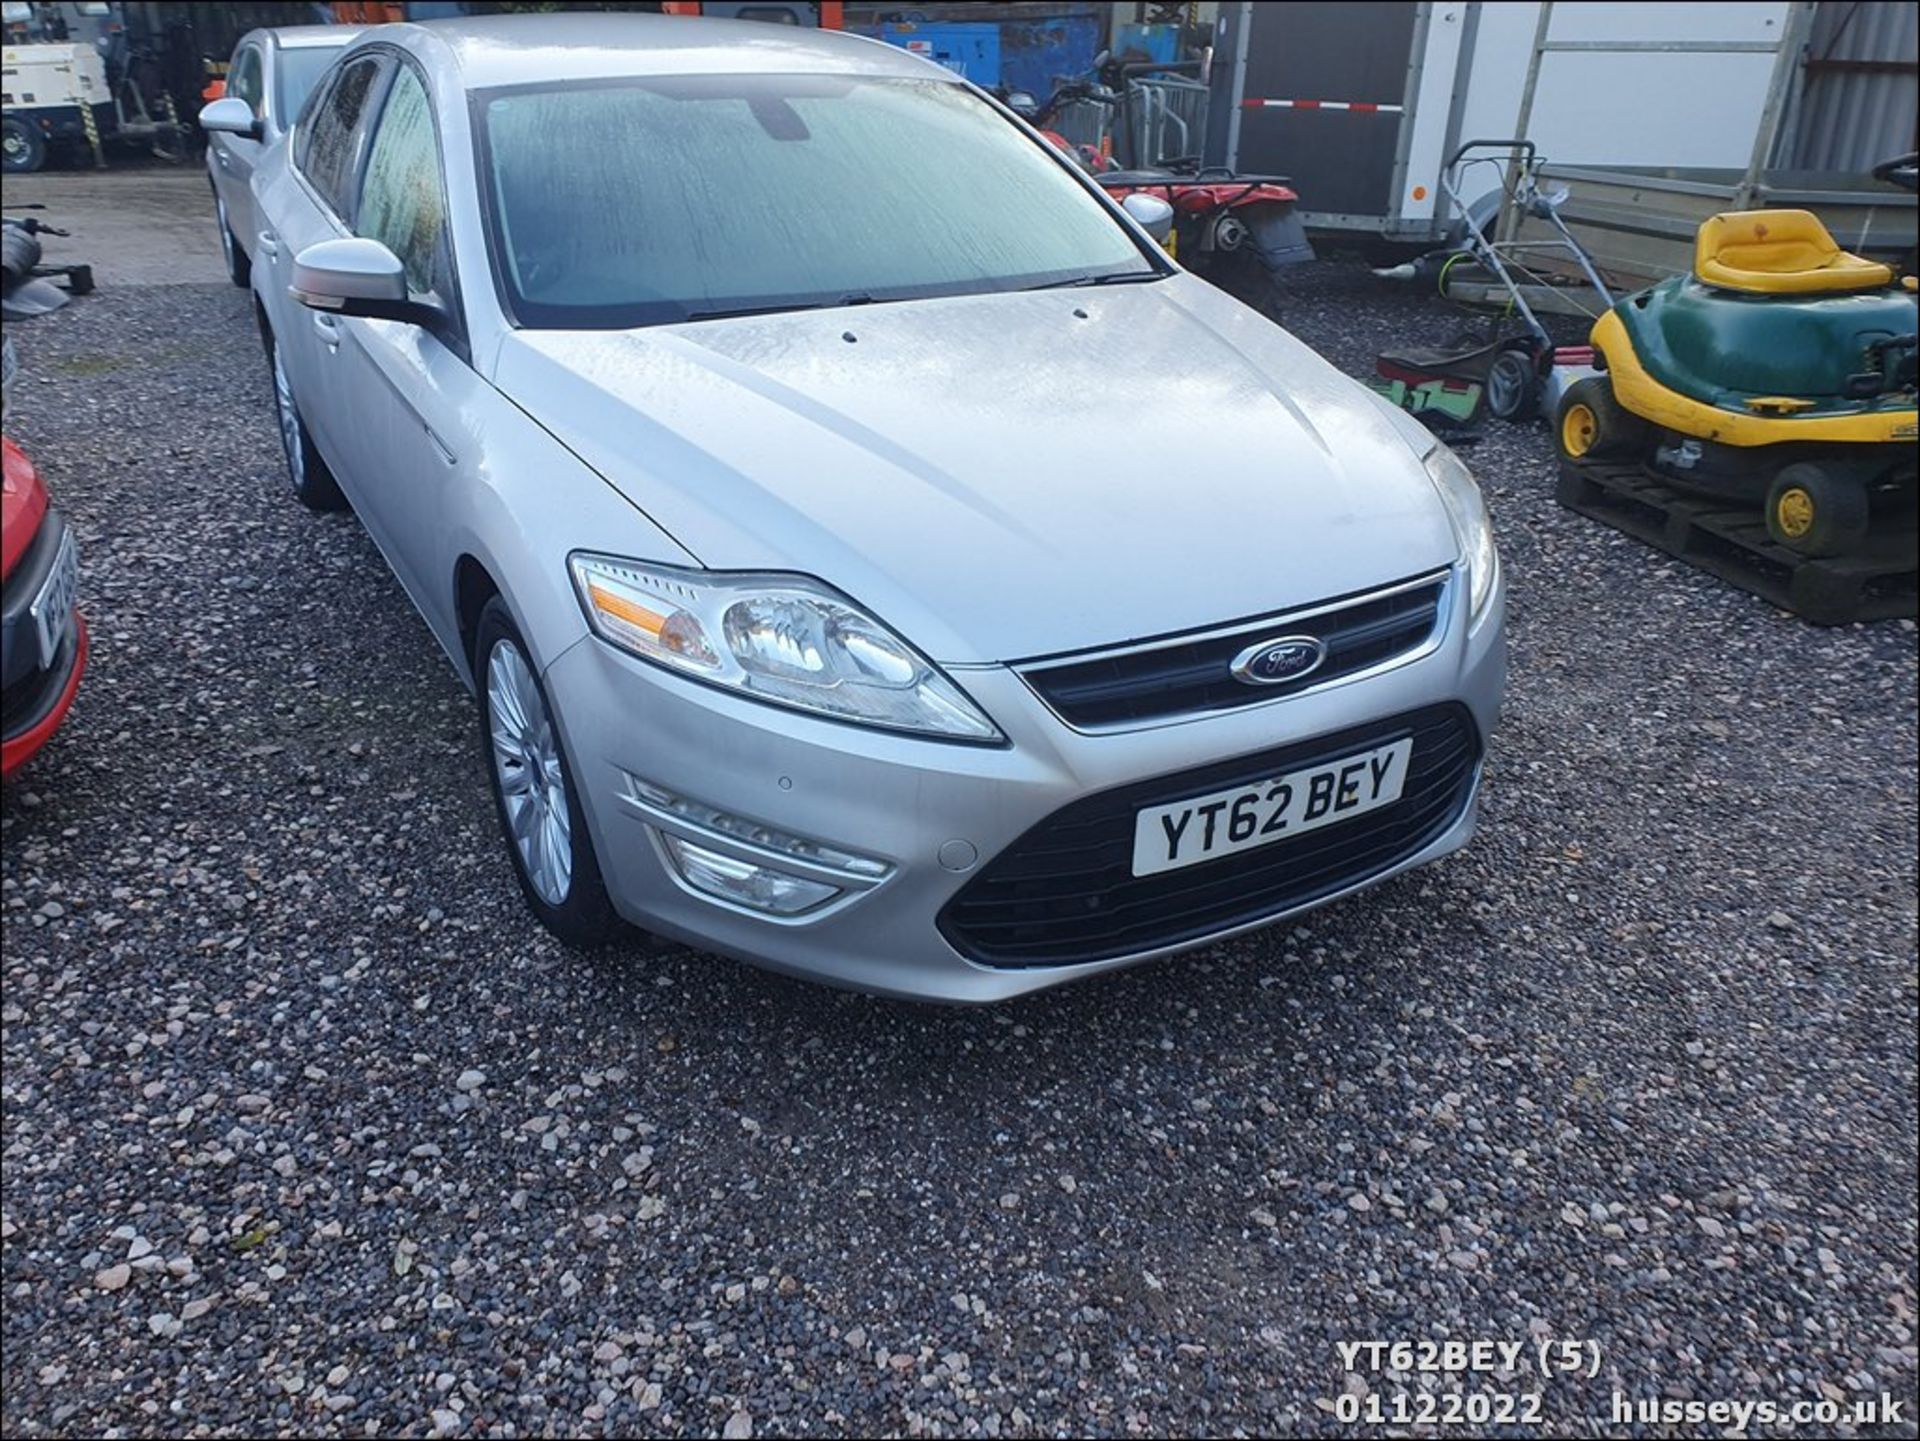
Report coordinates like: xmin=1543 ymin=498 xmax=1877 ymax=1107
xmin=1555 ymin=151 xmax=1918 ymax=559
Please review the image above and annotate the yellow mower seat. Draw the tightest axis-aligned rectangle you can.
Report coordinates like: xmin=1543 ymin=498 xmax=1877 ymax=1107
xmin=1694 ymin=209 xmax=1893 ymax=294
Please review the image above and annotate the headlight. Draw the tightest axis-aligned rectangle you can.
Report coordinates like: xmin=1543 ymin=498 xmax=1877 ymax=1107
xmin=569 ymin=554 xmax=1001 ymax=742
xmin=1423 ymin=444 xmax=1498 ymax=625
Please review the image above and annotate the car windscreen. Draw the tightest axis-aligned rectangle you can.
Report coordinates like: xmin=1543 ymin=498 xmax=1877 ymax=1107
xmin=277 ymin=46 xmax=347 ymax=129
xmin=475 ymin=74 xmax=1159 ymax=329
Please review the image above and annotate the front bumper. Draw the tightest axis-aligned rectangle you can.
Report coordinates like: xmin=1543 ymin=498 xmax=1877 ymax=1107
xmin=545 ymin=567 xmax=1505 ymax=1002
xmin=1 ymin=508 xmax=87 ymax=779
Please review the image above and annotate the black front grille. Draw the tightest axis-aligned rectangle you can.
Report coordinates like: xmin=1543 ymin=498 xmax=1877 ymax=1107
xmin=940 ymin=704 xmax=1481 ymax=968
xmin=1 ymin=510 xmax=66 ymax=694
xmin=1019 ymin=575 xmax=1446 ymax=730
xmin=0 ymin=625 xmax=77 ymax=737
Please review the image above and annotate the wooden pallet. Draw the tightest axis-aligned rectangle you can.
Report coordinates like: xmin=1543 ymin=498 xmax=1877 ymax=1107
xmin=1556 ymin=459 xmax=1918 ymax=626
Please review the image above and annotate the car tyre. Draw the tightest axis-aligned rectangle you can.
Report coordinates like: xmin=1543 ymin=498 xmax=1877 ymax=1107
xmin=474 ymin=597 xmax=621 ymax=949
xmin=213 ymin=187 xmax=250 ymax=288
xmin=2 ymin=116 xmax=46 ymax=174
xmin=264 ymin=326 xmax=347 ymax=511
xmin=1765 ymin=462 xmax=1868 ymax=557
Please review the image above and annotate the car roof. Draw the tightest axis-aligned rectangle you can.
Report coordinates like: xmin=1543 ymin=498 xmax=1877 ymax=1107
xmin=245 ymin=25 xmax=362 ymax=54
xmin=387 ymin=12 xmax=944 ymax=90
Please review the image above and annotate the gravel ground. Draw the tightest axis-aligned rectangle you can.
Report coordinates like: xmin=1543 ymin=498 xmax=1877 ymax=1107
xmin=2 ymin=261 xmax=1915 ymax=1439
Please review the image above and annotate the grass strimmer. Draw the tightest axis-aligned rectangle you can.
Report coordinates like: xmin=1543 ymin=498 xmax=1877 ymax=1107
xmin=1554 ymin=151 xmax=1918 ymax=558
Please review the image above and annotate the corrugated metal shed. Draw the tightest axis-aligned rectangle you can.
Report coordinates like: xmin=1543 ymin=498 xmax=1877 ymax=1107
xmin=1785 ymin=1 xmax=1918 ymax=172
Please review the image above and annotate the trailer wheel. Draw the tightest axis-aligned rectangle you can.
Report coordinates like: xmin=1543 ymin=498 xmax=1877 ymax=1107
xmin=1766 ymin=463 xmax=1868 ymax=557
xmin=2 ymin=117 xmax=46 ymax=175
xmin=1555 ymin=376 xmax=1651 ymax=460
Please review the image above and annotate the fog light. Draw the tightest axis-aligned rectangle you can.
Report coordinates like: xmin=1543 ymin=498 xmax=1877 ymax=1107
xmin=624 ymin=774 xmax=889 ymax=880
xmin=660 ymin=834 xmax=841 ymax=915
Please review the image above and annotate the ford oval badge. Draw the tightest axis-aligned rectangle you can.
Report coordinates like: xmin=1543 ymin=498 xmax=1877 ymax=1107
xmin=1230 ymin=635 xmax=1327 ymax=687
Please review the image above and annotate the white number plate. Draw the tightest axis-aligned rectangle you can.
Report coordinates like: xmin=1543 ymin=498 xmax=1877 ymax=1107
xmin=29 ymin=529 xmax=80 ymax=670
xmin=1131 ymin=737 xmax=1413 ymax=877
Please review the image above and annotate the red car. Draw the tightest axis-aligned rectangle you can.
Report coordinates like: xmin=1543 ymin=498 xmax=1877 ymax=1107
xmin=1 ymin=432 xmax=86 ymax=779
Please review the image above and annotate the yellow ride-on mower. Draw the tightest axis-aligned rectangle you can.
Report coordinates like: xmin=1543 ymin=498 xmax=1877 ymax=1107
xmin=1554 ymin=153 xmax=1918 ymax=561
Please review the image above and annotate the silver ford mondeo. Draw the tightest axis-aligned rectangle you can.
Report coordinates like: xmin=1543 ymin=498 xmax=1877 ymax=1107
xmin=221 ymin=14 xmax=1505 ymax=1001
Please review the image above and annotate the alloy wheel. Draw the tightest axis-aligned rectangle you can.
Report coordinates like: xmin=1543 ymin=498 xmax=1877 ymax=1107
xmin=271 ymin=343 xmax=304 ymax=491
xmin=486 ymin=638 xmax=573 ymax=907
xmin=216 ymin=195 xmax=235 ymax=272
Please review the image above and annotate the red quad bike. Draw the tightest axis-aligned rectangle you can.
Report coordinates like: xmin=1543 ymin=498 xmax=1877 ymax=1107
xmin=1002 ymin=65 xmax=1313 ymax=319
xmin=1 ymin=218 xmax=88 ymax=781
xmin=1002 ymin=75 xmax=1115 ymax=177
xmin=1097 ymin=167 xmax=1311 ymax=320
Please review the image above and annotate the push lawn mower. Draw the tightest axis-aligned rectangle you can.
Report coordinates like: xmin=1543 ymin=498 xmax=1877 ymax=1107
xmin=1554 ymin=151 xmax=1918 ymax=559
xmin=1372 ymin=139 xmax=1616 ymax=429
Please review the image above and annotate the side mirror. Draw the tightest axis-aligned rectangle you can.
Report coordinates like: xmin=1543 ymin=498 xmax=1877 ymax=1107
xmin=1005 ymin=90 xmax=1037 ymax=116
xmin=290 ymin=237 xmax=436 ymax=325
xmin=198 ymin=95 xmax=260 ymax=140
xmin=1120 ymin=192 xmax=1176 ymax=246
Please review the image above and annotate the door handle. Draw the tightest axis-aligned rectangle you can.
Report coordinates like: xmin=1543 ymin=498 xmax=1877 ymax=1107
xmin=214 ymin=150 xmax=229 ymax=170
xmin=312 ymin=313 xmax=341 ymax=348
xmin=424 ymin=424 xmax=456 ymax=466
xmin=257 ymin=231 xmax=279 ymax=259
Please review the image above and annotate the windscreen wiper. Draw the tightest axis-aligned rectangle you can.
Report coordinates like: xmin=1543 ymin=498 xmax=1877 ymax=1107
xmin=683 ymin=293 xmax=880 ymax=322
xmin=1023 ymin=271 xmax=1167 ymax=291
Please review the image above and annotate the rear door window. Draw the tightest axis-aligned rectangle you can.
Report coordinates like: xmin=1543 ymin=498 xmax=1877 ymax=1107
xmin=299 ymin=53 xmax=387 ymax=222
xmin=293 ymin=67 xmax=334 ymax=171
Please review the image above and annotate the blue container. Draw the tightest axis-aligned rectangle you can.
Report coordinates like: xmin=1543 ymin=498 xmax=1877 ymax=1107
xmin=1111 ymin=22 xmax=1181 ymax=65
xmin=866 ymin=22 xmax=1002 ymax=86
xmin=998 ymin=13 xmax=1106 ymax=101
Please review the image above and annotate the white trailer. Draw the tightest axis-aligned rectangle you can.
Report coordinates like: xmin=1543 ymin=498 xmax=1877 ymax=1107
xmin=1210 ymin=0 xmax=1916 ymax=273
